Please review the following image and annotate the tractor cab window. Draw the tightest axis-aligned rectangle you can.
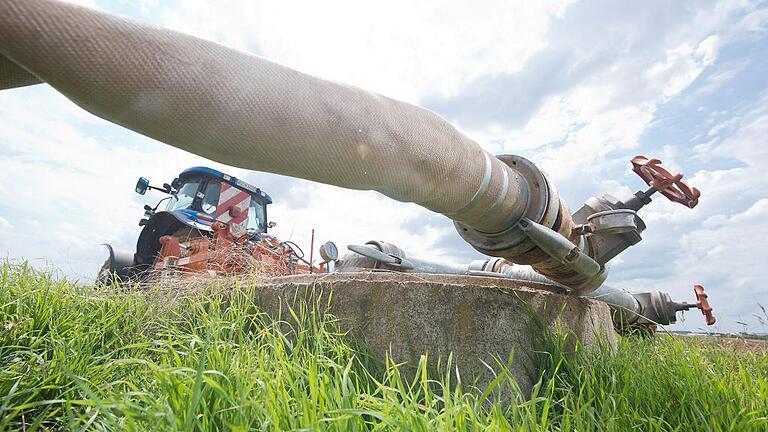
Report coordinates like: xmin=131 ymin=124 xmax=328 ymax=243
xmin=246 ymin=200 xmax=266 ymax=235
xmin=166 ymin=179 xmax=200 ymax=211
xmin=201 ymin=180 xmax=221 ymax=214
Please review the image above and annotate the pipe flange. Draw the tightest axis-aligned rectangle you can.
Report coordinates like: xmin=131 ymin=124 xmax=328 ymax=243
xmin=538 ymin=171 xmax=562 ymax=229
xmin=455 ymin=155 xmax=560 ymax=257
xmin=498 ymin=154 xmax=551 ymax=227
xmin=633 ymin=291 xmax=678 ymax=326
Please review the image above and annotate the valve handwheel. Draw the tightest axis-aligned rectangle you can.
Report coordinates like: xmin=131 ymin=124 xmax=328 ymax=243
xmin=693 ymin=284 xmax=716 ymax=326
xmin=631 ymin=155 xmax=701 ymax=208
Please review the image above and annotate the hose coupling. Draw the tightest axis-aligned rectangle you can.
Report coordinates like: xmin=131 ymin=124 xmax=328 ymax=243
xmin=454 ymin=154 xmax=562 ymax=258
xmin=518 ymin=218 xmax=606 ymax=292
xmin=454 ymin=154 xmax=605 ymax=292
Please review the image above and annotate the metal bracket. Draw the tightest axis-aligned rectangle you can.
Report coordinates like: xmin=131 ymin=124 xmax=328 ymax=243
xmin=347 ymin=244 xmax=415 ymax=270
xmin=586 ymin=209 xmax=639 ymax=235
xmin=518 ymin=218 xmax=606 ymax=292
xmin=572 ymin=195 xmax=647 ymax=265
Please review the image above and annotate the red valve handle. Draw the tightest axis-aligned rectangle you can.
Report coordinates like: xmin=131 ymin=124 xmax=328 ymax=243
xmin=631 ymin=155 xmax=701 ymax=208
xmin=693 ymin=284 xmax=716 ymax=326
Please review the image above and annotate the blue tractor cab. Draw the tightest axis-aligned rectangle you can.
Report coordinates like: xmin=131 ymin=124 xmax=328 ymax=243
xmin=100 ymin=167 xmax=274 ymax=283
xmin=135 ymin=166 xmax=273 ymax=235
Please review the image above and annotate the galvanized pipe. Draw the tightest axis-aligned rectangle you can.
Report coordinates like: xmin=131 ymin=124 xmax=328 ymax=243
xmin=584 ymin=284 xmax=643 ymax=324
xmin=337 ymin=243 xmax=649 ymax=327
xmin=491 ymin=261 xmax=642 ymax=323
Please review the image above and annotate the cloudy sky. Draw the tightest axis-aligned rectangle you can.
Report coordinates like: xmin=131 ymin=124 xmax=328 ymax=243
xmin=1 ymin=0 xmax=767 ymax=333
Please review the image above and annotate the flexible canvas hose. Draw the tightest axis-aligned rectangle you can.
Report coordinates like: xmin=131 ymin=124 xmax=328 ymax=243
xmin=0 ymin=54 xmax=41 ymax=89
xmin=0 ymin=0 xmax=527 ymax=231
xmin=0 ymin=0 xmax=596 ymax=290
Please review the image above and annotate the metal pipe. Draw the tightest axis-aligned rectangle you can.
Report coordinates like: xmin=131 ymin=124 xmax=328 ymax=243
xmin=335 ymin=242 xmax=687 ymax=329
xmin=584 ymin=284 xmax=642 ymax=324
xmin=518 ymin=218 xmax=605 ymax=290
xmin=491 ymin=260 xmax=642 ymax=323
xmin=309 ymin=229 xmax=315 ymax=274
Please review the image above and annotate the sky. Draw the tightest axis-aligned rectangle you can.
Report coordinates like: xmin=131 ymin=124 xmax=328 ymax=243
xmin=1 ymin=0 xmax=767 ymax=333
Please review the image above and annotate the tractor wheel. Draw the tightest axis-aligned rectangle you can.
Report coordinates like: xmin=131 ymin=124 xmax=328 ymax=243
xmin=96 ymin=259 xmax=115 ymax=286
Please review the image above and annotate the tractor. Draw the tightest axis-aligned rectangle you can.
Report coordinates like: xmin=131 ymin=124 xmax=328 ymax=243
xmin=98 ymin=166 xmax=336 ymax=284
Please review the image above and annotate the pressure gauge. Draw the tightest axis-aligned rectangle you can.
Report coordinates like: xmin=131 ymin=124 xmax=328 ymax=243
xmin=319 ymin=241 xmax=339 ymax=262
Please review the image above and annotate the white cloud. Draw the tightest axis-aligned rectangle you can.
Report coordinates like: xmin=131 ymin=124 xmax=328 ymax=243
xmin=161 ymin=0 xmax=573 ymax=102
xmin=493 ymin=31 xmax=722 ymax=185
xmin=265 ymin=182 xmax=453 ymax=264
xmin=646 ymin=36 xmax=720 ymax=99
xmin=0 ymin=216 xmax=13 ymax=231
xmin=442 ymin=1 xmax=763 ymax=197
xmin=669 ymin=199 xmax=768 ymax=331
xmin=137 ymin=0 xmax=159 ymax=15
xmin=740 ymin=5 xmax=768 ymax=32
xmin=613 ymin=90 xmax=768 ymax=332
xmin=642 ymin=91 xmax=768 ymax=226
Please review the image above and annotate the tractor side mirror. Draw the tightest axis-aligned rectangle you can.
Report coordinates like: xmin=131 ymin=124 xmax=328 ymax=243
xmin=135 ymin=177 xmax=149 ymax=195
xmin=267 ymin=221 xmax=277 ymax=229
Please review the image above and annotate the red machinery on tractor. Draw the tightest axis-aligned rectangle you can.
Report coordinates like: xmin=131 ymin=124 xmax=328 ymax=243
xmin=98 ymin=166 xmax=337 ymax=284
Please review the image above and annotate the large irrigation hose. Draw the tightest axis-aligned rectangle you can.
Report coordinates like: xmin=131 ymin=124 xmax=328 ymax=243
xmin=0 ymin=0 xmax=597 ymax=291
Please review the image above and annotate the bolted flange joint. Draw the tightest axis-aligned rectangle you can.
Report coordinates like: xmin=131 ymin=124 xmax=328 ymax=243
xmin=454 ymin=154 xmax=607 ymax=293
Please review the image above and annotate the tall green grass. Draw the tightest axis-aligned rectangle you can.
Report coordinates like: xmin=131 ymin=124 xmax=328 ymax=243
xmin=1 ymin=262 xmax=766 ymax=431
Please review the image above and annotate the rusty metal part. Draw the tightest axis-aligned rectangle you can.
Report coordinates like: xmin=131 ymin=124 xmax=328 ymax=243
xmin=455 ymin=155 xmax=600 ymax=292
xmin=309 ymin=229 xmax=315 ymax=274
xmin=569 ymin=155 xmax=702 ymax=270
xmin=518 ymin=218 xmax=603 ymax=284
xmin=631 ymin=155 xmax=701 ymax=208
xmin=150 ymin=220 xmax=326 ymax=278
xmin=694 ymin=284 xmax=716 ymax=325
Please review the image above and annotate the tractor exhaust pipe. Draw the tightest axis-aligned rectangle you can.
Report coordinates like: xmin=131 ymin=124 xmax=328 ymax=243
xmin=1 ymin=0 xmax=596 ymax=291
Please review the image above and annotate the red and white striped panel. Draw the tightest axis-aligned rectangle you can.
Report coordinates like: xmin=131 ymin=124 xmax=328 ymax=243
xmin=215 ymin=182 xmax=251 ymax=236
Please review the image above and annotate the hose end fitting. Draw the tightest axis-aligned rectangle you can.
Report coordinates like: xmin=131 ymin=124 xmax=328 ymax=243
xmin=519 ymin=218 xmax=607 ymax=293
xmin=454 ymin=154 xmax=606 ymax=293
xmin=454 ymin=155 xmax=561 ymax=255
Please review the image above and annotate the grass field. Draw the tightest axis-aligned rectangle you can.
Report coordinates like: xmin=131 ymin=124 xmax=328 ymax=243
xmin=1 ymin=262 xmax=767 ymax=431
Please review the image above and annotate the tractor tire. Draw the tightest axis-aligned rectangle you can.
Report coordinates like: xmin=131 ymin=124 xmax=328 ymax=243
xmin=97 ymin=258 xmax=117 ymax=286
